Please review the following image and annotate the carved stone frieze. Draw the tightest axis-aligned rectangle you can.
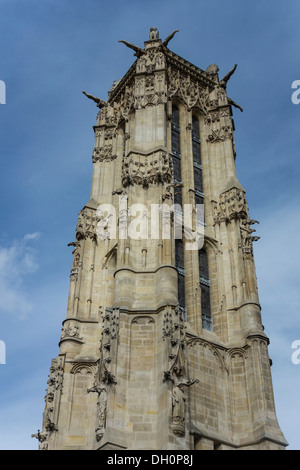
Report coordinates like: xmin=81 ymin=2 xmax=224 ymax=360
xmin=118 ymin=85 xmax=135 ymax=121
xmin=68 ymin=241 xmax=82 ymax=282
xmin=213 ymin=187 xmax=260 ymax=259
xmin=45 ymin=357 xmax=64 ymax=403
xmin=92 ymin=144 xmax=117 ymax=163
xmin=60 ymin=320 xmax=83 ymax=343
xmin=206 ymin=125 xmax=233 ymax=143
xmin=96 ymin=101 xmax=121 ymax=127
xmin=41 ymin=356 xmax=65 ymax=441
xmin=134 ymin=71 xmax=167 ymax=109
xmin=204 ymin=108 xmax=231 ymax=125
xmin=167 ymin=66 xmax=208 ymax=113
xmin=136 ymin=43 xmax=166 ymax=75
xmin=214 ymin=187 xmax=247 ymax=224
xmin=122 ymin=150 xmax=173 ymax=188
xmin=76 ymin=208 xmax=100 ymax=242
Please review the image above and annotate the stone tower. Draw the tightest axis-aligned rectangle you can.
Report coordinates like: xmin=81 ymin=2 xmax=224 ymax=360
xmin=35 ymin=28 xmax=287 ymax=450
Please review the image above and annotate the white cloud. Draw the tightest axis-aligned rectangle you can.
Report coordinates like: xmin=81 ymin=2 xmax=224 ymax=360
xmin=23 ymin=232 xmax=41 ymax=241
xmin=0 ymin=233 xmax=41 ymax=318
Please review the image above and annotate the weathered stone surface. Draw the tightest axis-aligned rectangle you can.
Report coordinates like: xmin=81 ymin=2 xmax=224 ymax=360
xmin=36 ymin=27 xmax=287 ymax=451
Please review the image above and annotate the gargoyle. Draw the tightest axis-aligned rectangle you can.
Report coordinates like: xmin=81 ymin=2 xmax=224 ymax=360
xmin=82 ymin=91 xmax=108 ymax=109
xmin=118 ymin=40 xmax=145 ymax=57
xmin=228 ymin=97 xmax=243 ymax=112
xmin=219 ymin=64 xmax=238 ymax=89
xmin=163 ymin=29 xmax=179 ymax=47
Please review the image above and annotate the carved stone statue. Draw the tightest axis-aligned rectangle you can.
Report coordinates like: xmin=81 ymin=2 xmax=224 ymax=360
xmin=205 ymin=64 xmax=219 ymax=81
xmin=172 ymin=385 xmax=185 ymax=425
xmin=171 ymin=378 xmax=199 ymax=436
xmin=149 ymin=27 xmax=159 ymax=40
xmin=96 ymin=388 xmax=107 ymax=440
xmin=88 ymin=384 xmax=107 ymax=441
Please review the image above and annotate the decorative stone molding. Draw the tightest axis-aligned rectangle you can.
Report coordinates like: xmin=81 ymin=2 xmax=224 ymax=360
xmin=99 ymin=307 xmax=120 ymax=385
xmin=92 ymin=145 xmax=117 ymax=163
xmin=207 ymin=126 xmax=233 ymax=143
xmin=239 ymin=218 xmax=260 ymax=260
xmin=60 ymin=320 xmax=83 ymax=344
xmin=41 ymin=355 xmax=65 ymax=441
xmin=45 ymin=357 xmax=64 ymax=403
xmin=76 ymin=208 xmax=100 ymax=242
xmin=68 ymin=241 xmax=82 ymax=282
xmin=167 ymin=66 xmax=208 ymax=113
xmin=118 ymin=85 xmax=135 ymax=121
xmin=136 ymin=47 xmax=166 ymax=75
xmin=187 ymin=337 xmax=228 ymax=373
xmin=134 ymin=72 xmax=167 ymax=109
xmin=213 ymin=186 xmax=260 ymax=259
xmin=70 ymin=362 xmax=98 ymax=376
xmin=166 ymin=50 xmax=215 ymax=89
xmin=122 ymin=150 xmax=173 ymax=188
xmin=96 ymin=102 xmax=121 ymax=127
xmin=204 ymin=107 xmax=231 ymax=125
xmin=214 ymin=187 xmax=247 ymax=224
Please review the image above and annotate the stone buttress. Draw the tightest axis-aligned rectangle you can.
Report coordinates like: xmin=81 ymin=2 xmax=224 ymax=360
xmin=35 ymin=28 xmax=287 ymax=451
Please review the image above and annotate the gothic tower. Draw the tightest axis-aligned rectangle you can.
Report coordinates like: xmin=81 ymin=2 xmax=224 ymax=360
xmin=35 ymin=28 xmax=287 ymax=450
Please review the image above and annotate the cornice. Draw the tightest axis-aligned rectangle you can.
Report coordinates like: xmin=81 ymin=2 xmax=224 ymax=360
xmin=165 ymin=49 xmax=215 ymax=89
xmin=108 ymin=60 xmax=137 ymax=103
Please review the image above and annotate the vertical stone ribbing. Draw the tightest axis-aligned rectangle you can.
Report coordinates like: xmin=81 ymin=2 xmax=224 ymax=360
xmin=36 ymin=28 xmax=287 ymax=451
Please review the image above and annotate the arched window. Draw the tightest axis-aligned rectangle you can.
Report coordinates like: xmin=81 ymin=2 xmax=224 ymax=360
xmin=192 ymin=117 xmax=212 ymax=330
xmin=172 ymin=104 xmax=185 ymax=311
xmin=192 ymin=115 xmax=204 ymax=206
xmin=199 ymin=248 xmax=212 ymax=331
xmin=175 ymin=239 xmax=185 ymax=310
xmin=172 ymin=105 xmax=182 ymax=205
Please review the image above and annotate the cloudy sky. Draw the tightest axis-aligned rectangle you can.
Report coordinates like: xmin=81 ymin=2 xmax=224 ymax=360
xmin=0 ymin=0 xmax=299 ymax=450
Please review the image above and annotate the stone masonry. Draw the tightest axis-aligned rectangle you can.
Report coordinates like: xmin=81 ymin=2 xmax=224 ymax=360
xmin=34 ymin=27 xmax=287 ymax=450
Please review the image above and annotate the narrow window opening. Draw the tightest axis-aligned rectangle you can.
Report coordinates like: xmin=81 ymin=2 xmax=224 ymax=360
xmin=199 ymin=248 xmax=212 ymax=331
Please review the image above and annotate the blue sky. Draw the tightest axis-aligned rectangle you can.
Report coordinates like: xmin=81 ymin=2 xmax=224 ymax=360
xmin=0 ymin=0 xmax=299 ymax=450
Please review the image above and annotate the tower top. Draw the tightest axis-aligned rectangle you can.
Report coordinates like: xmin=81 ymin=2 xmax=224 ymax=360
xmin=118 ymin=27 xmax=180 ymax=58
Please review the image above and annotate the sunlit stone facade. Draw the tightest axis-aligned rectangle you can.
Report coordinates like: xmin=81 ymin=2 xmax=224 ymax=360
xmin=36 ymin=28 xmax=287 ymax=450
